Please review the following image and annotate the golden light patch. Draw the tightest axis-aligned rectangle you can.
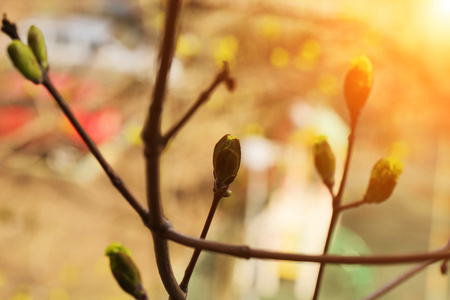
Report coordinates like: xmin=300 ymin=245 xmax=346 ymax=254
xmin=270 ymin=47 xmax=289 ymax=68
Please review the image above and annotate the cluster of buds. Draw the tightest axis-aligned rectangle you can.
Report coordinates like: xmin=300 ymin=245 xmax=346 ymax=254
xmin=105 ymin=242 xmax=147 ymax=300
xmin=364 ymin=157 xmax=403 ymax=203
xmin=6 ymin=25 xmax=48 ymax=84
xmin=27 ymin=25 xmax=49 ymax=71
xmin=213 ymin=134 xmax=241 ymax=196
xmin=313 ymin=56 xmax=403 ymax=204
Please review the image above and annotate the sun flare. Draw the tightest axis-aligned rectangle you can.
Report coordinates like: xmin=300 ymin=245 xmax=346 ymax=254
xmin=420 ymin=0 xmax=450 ymax=45
xmin=435 ymin=0 xmax=450 ymax=12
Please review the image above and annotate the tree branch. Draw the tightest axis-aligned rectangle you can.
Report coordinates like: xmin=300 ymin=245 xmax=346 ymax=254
xmin=42 ymin=74 xmax=149 ymax=223
xmin=163 ymin=62 xmax=234 ymax=145
xmin=153 ymin=227 xmax=186 ymax=300
xmin=164 ymin=227 xmax=450 ymax=265
xmin=143 ymin=0 xmax=182 ymax=229
xmin=141 ymin=0 xmax=186 ymax=299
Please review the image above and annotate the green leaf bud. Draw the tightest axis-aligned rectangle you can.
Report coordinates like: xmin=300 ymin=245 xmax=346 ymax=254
xmin=7 ymin=40 xmax=43 ymax=84
xmin=27 ymin=25 xmax=49 ymax=71
xmin=105 ymin=242 xmax=147 ymax=299
xmin=213 ymin=134 xmax=241 ymax=185
xmin=364 ymin=157 xmax=403 ymax=203
xmin=344 ymin=55 xmax=373 ymax=121
xmin=313 ymin=136 xmax=336 ymax=189
xmin=223 ymin=190 xmax=232 ymax=197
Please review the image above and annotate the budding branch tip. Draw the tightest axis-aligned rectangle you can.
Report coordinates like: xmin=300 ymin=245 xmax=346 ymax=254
xmin=1 ymin=14 xmax=20 ymax=40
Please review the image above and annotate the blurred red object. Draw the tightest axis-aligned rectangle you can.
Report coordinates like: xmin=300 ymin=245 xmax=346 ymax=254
xmin=0 ymin=106 xmax=34 ymax=136
xmin=60 ymin=108 xmax=122 ymax=145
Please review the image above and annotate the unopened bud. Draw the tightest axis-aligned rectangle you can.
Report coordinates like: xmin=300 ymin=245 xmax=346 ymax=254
xmin=344 ymin=55 xmax=373 ymax=121
xmin=7 ymin=40 xmax=43 ymax=84
xmin=105 ymin=242 xmax=146 ymax=299
xmin=364 ymin=157 xmax=403 ymax=203
xmin=313 ymin=136 xmax=336 ymax=189
xmin=213 ymin=134 xmax=241 ymax=185
xmin=27 ymin=25 xmax=49 ymax=71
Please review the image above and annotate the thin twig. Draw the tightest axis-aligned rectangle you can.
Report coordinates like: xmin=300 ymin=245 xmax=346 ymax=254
xmin=164 ymin=227 xmax=450 ymax=264
xmin=362 ymin=239 xmax=450 ymax=300
xmin=335 ymin=119 xmax=357 ymax=207
xmin=179 ymin=193 xmax=223 ymax=294
xmin=326 ymin=184 xmax=335 ymax=198
xmin=1 ymin=14 xmax=20 ymax=40
xmin=362 ymin=259 xmax=438 ymax=300
xmin=337 ymin=199 xmax=367 ymax=212
xmin=41 ymin=74 xmax=149 ymax=223
xmin=313 ymin=120 xmax=357 ymax=300
xmin=163 ymin=62 xmax=233 ymax=145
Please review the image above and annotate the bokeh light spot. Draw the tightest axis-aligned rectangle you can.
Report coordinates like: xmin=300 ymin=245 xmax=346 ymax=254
xmin=390 ymin=140 xmax=410 ymax=160
xmin=58 ymin=264 xmax=79 ymax=285
xmin=124 ymin=123 xmax=143 ymax=146
xmin=317 ymin=74 xmax=338 ymax=96
xmin=49 ymin=287 xmax=70 ymax=300
xmin=270 ymin=47 xmax=290 ymax=68
xmin=13 ymin=292 xmax=33 ymax=300
xmin=176 ymin=33 xmax=201 ymax=57
xmin=278 ymin=232 xmax=300 ymax=280
xmin=94 ymin=257 xmax=110 ymax=278
xmin=0 ymin=269 xmax=5 ymax=288
xmin=259 ymin=15 xmax=281 ymax=40
xmin=294 ymin=39 xmax=321 ymax=71
xmin=106 ymin=296 xmax=131 ymax=300
xmin=244 ymin=123 xmax=265 ymax=136
xmin=211 ymin=35 xmax=239 ymax=67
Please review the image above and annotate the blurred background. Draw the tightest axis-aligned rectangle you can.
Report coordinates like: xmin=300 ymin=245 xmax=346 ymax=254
xmin=1 ymin=0 xmax=450 ymax=299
